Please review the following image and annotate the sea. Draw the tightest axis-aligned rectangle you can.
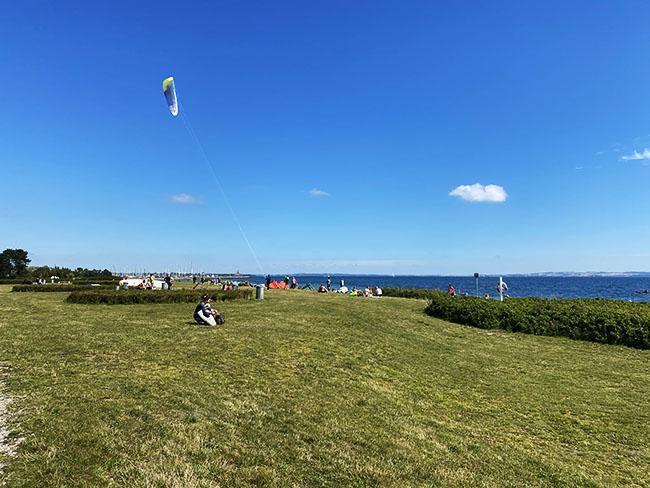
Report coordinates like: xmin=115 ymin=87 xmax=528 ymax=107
xmin=253 ymin=275 xmax=650 ymax=302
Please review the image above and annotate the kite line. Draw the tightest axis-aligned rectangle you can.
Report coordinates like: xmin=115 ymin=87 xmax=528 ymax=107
xmin=179 ymin=109 xmax=264 ymax=274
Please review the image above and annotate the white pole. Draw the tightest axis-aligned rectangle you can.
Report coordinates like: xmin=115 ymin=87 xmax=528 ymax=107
xmin=499 ymin=276 xmax=504 ymax=302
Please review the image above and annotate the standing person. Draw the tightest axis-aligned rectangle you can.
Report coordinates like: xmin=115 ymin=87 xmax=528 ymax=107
xmin=291 ymin=276 xmax=297 ymax=289
xmin=448 ymin=283 xmax=455 ymax=297
xmin=340 ymin=278 xmax=345 ymax=288
xmin=326 ymin=275 xmax=332 ymax=291
xmin=284 ymin=275 xmax=290 ymax=287
xmin=164 ymin=274 xmax=172 ymax=290
xmin=192 ymin=275 xmax=196 ymax=285
xmin=265 ymin=274 xmax=272 ymax=289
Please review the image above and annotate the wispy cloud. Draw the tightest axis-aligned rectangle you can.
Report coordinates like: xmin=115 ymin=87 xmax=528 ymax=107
xmin=449 ymin=183 xmax=507 ymax=203
xmin=575 ymin=166 xmax=584 ymax=171
xmin=308 ymin=188 xmax=330 ymax=198
xmin=169 ymin=193 xmax=201 ymax=204
xmin=621 ymin=149 xmax=650 ymax=161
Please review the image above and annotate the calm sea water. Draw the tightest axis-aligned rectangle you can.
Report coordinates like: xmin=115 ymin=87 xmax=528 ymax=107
xmin=256 ymin=275 xmax=650 ymax=302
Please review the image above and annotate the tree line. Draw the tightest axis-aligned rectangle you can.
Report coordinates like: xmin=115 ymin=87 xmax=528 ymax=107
xmin=0 ymin=249 xmax=113 ymax=280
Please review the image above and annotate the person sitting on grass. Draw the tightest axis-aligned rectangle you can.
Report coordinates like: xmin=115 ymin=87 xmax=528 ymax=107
xmin=318 ymin=284 xmax=328 ymax=293
xmin=194 ymin=295 xmax=219 ymax=326
xmin=373 ymin=286 xmax=382 ymax=297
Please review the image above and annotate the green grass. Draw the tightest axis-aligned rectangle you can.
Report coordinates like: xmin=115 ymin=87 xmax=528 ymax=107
xmin=0 ymin=285 xmax=648 ymax=487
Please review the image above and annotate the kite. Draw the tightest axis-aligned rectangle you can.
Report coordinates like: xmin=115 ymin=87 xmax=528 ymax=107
xmin=162 ymin=76 xmax=178 ymax=116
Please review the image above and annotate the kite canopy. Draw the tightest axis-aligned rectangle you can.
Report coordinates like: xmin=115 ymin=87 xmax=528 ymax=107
xmin=162 ymin=76 xmax=178 ymax=116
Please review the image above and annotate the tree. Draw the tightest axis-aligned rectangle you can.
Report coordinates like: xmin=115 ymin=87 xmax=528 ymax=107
xmin=0 ymin=249 xmax=31 ymax=278
xmin=0 ymin=253 xmax=10 ymax=278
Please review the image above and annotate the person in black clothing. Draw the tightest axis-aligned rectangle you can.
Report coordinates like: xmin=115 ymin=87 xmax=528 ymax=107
xmin=265 ymin=274 xmax=272 ymax=289
xmin=194 ymin=296 xmax=216 ymax=326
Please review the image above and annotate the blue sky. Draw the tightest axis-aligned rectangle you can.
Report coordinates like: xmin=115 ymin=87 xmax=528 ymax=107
xmin=2 ymin=1 xmax=649 ymax=274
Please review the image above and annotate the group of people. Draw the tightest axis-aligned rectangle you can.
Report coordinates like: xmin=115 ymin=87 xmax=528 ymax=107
xmin=265 ymin=275 xmax=299 ymax=289
xmin=317 ymin=283 xmax=382 ymax=297
xmin=447 ymin=280 xmax=508 ymax=299
xmin=122 ymin=274 xmax=174 ymax=290
xmin=194 ymin=275 xmax=223 ymax=286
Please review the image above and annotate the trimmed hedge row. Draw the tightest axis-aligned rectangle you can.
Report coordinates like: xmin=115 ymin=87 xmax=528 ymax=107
xmin=66 ymin=288 xmax=253 ymax=304
xmin=382 ymin=287 xmax=445 ymax=300
xmin=71 ymin=279 xmax=119 ymax=285
xmin=12 ymin=284 xmax=116 ymax=292
xmin=0 ymin=279 xmax=34 ymax=285
xmin=424 ymin=294 xmax=650 ymax=349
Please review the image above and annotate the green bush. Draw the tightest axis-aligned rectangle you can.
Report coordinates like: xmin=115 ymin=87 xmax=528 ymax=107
xmin=382 ymin=288 xmax=447 ymax=300
xmin=424 ymin=294 xmax=650 ymax=349
xmin=12 ymin=284 xmax=116 ymax=292
xmin=0 ymin=278 xmax=34 ymax=285
xmin=71 ymin=279 xmax=119 ymax=285
xmin=66 ymin=288 xmax=253 ymax=305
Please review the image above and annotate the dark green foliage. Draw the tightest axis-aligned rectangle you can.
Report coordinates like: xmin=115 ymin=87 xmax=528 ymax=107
xmin=0 ymin=279 xmax=34 ymax=285
xmin=27 ymin=265 xmax=114 ymax=282
xmin=424 ymin=294 xmax=650 ymax=349
xmin=382 ymin=287 xmax=447 ymax=300
xmin=66 ymin=288 xmax=253 ymax=304
xmin=0 ymin=248 xmax=30 ymax=278
xmin=12 ymin=284 xmax=116 ymax=293
xmin=71 ymin=267 xmax=114 ymax=279
xmin=71 ymin=279 xmax=120 ymax=286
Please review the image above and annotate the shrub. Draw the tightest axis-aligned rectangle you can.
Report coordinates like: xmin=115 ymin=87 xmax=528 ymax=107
xmin=0 ymin=278 xmax=34 ymax=285
xmin=66 ymin=288 xmax=253 ymax=305
xmin=12 ymin=284 xmax=116 ymax=292
xmin=424 ymin=294 xmax=650 ymax=349
xmin=382 ymin=288 xmax=447 ymax=300
xmin=71 ymin=279 xmax=119 ymax=285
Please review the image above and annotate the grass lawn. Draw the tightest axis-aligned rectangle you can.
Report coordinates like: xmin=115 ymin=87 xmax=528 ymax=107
xmin=0 ymin=284 xmax=648 ymax=487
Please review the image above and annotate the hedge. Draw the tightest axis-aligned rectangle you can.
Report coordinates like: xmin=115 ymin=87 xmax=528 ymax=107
xmin=424 ymin=294 xmax=650 ymax=349
xmin=382 ymin=288 xmax=445 ymax=300
xmin=0 ymin=279 xmax=34 ymax=285
xmin=12 ymin=284 xmax=116 ymax=292
xmin=71 ymin=279 xmax=119 ymax=285
xmin=66 ymin=288 xmax=253 ymax=304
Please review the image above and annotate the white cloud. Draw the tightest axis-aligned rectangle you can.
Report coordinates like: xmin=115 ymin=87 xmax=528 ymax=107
xmin=308 ymin=188 xmax=330 ymax=197
xmin=449 ymin=183 xmax=507 ymax=202
xmin=170 ymin=193 xmax=201 ymax=204
xmin=621 ymin=149 xmax=650 ymax=161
